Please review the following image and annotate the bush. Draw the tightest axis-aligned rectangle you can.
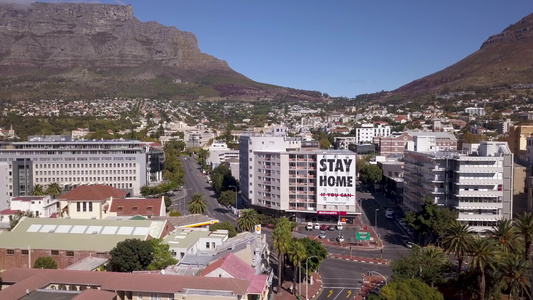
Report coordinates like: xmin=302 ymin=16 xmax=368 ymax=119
xmin=34 ymin=256 xmax=58 ymax=269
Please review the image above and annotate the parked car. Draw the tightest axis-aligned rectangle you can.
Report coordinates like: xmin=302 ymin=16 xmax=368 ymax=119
xmin=336 ymin=223 xmax=343 ymax=230
xmin=314 ymin=223 xmax=320 ymax=230
xmin=318 ymin=231 xmax=327 ymax=239
xmin=306 ymin=222 xmax=313 ymax=230
xmin=328 ymin=225 xmax=336 ymax=231
xmin=385 ymin=208 xmax=394 ymax=219
xmin=337 ymin=235 xmax=345 ymax=243
xmin=321 ymin=224 xmax=328 ymax=231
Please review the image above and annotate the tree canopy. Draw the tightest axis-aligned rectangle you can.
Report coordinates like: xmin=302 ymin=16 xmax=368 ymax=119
xmin=33 ymin=256 xmax=58 ymax=269
xmin=209 ymin=221 xmax=238 ymax=237
xmin=148 ymin=238 xmax=178 ymax=271
xmin=188 ymin=193 xmax=207 ymax=214
xmin=370 ymin=278 xmax=444 ymax=300
xmin=403 ymin=198 xmax=457 ymax=245
xmin=106 ymin=239 xmax=154 ymax=272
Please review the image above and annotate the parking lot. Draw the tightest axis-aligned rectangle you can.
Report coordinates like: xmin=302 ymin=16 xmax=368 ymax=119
xmin=297 ymin=222 xmax=376 ymax=245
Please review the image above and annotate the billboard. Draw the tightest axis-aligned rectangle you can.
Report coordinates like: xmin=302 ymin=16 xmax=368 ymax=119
xmin=317 ymin=154 xmax=356 ymax=206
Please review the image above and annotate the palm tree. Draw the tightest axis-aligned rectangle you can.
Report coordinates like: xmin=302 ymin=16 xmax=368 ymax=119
xmin=187 ymin=193 xmax=207 ymax=214
xmin=514 ymin=212 xmax=533 ymax=299
xmin=443 ymin=222 xmax=473 ymax=275
xmin=417 ymin=245 xmax=449 ymax=288
xmin=288 ymin=238 xmax=307 ymax=295
xmin=30 ymin=184 xmax=45 ymax=196
xmin=273 ymin=217 xmax=292 ymax=291
xmin=237 ymin=209 xmax=259 ymax=232
xmin=488 ymin=219 xmax=520 ymax=254
xmin=45 ymin=182 xmax=62 ymax=198
xmin=499 ymin=254 xmax=530 ymax=300
xmin=469 ymin=236 xmax=500 ymax=300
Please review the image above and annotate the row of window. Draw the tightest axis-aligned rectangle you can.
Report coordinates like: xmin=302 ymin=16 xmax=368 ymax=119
xmin=6 ymin=249 xmax=74 ymax=256
xmin=36 ymin=169 xmax=136 ymax=176
xmin=35 ymin=176 xmax=137 ymax=183
xmin=36 ymin=163 xmax=137 ymax=169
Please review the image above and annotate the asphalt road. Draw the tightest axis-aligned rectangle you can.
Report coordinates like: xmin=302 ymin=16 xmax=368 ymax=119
xmin=314 ymin=258 xmax=392 ymax=300
xmin=178 ymin=157 xmax=237 ymax=225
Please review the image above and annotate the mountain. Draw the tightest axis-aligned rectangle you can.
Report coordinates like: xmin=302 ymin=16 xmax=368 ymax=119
xmin=391 ymin=12 xmax=533 ymax=98
xmin=0 ymin=2 xmax=322 ymax=101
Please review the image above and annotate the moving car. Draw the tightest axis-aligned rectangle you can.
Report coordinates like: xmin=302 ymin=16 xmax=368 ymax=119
xmin=385 ymin=208 xmax=394 ymax=219
xmin=337 ymin=235 xmax=345 ymax=243
xmin=318 ymin=231 xmax=327 ymax=239
xmin=306 ymin=222 xmax=313 ymax=230
xmin=404 ymin=241 xmax=415 ymax=248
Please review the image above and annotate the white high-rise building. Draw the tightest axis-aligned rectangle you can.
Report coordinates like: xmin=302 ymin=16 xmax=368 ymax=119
xmin=403 ymin=141 xmax=513 ymax=234
xmin=239 ymin=135 xmax=358 ymax=223
xmin=355 ymin=123 xmax=391 ymax=144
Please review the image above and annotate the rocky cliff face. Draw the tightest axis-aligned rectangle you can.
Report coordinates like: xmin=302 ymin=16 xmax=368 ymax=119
xmin=0 ymin=2 xmax=230 ymax=71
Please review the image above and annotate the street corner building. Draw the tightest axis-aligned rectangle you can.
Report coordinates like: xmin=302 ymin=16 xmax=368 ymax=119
xmin=239 ymin=135 xmax=359 ymax=223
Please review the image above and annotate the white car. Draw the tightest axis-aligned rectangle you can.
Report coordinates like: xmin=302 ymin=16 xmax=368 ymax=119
xmin=306 ymin=222 xmax=313 ymax=230
xmin=385 ymin=208 xmax=394 ymax=219
xmin=336 ymin=224 xmax=343 ymax=231
xmin=318 ymin=231 xmax=327 ymax=239
xmin=314 ymin=223 xmax=320 ymax=230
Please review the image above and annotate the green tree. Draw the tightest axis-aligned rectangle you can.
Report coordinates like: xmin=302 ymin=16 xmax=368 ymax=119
xmin=187 ymin=193 xmax=207 ymax=214
xmin=513 ymin=211 xmax=533 ymax=298
xmin=391 ymin=245 xmax=450 ymax=287
xmin=33 ymin=256 xmax=58 ymax=269
xmin=299 ymin=238 xmax=328 ymax=274
xmin=288 ymin=238 xmax=307 ymax=295
xmin=30 ymin=184 xmax=45 ymax=196
xmin=488 ymin=219 xmax=520 ymax=254
xmin=237 ymin=209 xmax=259 ymax=232
xmin=273 ymin=217 xmax=292 ymax=290
xmin=218 ymin=190 xmax=236 ymax=207
xmin=45 ymin=182 xmax=62 ymax=198
xmin=10 ymin=210 xmax=34 ymax=230
xmin=359 ymin=164 xmax=382 ymax=191
xmin=498 ymin=254 xmax=530 ymax=300
xmin=148 ymin=238 xmax=178 ymax=271
xmin=443 ymin=222 xmax=473 ymax=275
xmin=403 ymin=198 xmax=457 ymax=245
xmin=163 ymin=196 xmax=172 ymax=212
xmin=374 ymin=278 xmax=444 ymax=300
xmin=468 ymin=237 xmax=500 ymax=300
xmin=106 ymin=239 xmax=154 ymax=272
xmin=209 ymin=221 xmax=238 ymax=237
xmin=210 ymin=164 xmax=238 ymax=194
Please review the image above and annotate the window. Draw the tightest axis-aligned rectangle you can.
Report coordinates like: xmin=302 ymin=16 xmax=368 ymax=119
xmin=21 ymin=249 xmax=29 ymax=255
xmin=66 ymin=251 xmax=74 ymax=257
xmin=206 ymin=242 xmax=210 ymax=248
xmin=132 ymin=207 xmax=138 ymax=212
xmin=83 ymin=202 xmax=87 ymax=212
xmin=77 ymin=202 xmax=81 ymax=212
xmin=7 ymin=249 xmax=14 ymax=255
xmin=88 ymin=202 xmax=93 ymax=212
xmin=51 ymin=250 xmax=59 ymax=255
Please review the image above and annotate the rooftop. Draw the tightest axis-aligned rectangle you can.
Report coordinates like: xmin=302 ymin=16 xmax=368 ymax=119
xmin=59 ymin=184 xmax=128 ymax=201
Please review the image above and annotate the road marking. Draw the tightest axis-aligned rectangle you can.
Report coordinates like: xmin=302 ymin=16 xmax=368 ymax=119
xmin=346 ymin=290 xmax=352 ymax=298
xmin=328 ymin=290 xmax=333 ymax=297
xmin=332 ymin=288 xmax=344 ymax=300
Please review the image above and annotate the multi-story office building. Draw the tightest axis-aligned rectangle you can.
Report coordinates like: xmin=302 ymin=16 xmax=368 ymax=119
xmin=403 ymin=141 xmax=513 ymax=233
xmin=0 ymin=136 xmax=164 ymax=197
xmin=355 ymin=123 xmax=391 ymax=144
xmin=239 ymin=135 xmax=358 ymax=223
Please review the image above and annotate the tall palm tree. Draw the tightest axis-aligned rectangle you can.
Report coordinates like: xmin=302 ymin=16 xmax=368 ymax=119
xmin=30 ymin=184 xmax=45 ymax=196
xmin=499 ymin=254 xmax=530 ymax=300
xmin=288 ymin=238 xmax=307 ymax=295
xmin=273 ymin=217 xmax=292 ymax=291
xmin=417 ymin=245 xmax=449 ymax=288
xmin=488 ymin=219 xmax=520 ymax=254
xmin=237 ymin=209 xmax=259 ymax=232
xmin=187 ymin=193 xmax=207 ymax=214
xmin=514 ymin=211 xmax=533 ymax=299
xmin=443 ymin=222 xmax=473 ymax=275
xmin=45 ymin=182 xmax=62 ymax=198
xmin=469 ymin=236 xmax=500 ymax=300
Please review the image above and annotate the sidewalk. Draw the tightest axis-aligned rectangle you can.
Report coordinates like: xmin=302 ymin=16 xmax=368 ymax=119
xmin=273 ymin=272 xmax=322 ymax=300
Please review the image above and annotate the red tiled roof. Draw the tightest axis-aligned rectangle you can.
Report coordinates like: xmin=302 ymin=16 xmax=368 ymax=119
xmin=0 ymin=209 xmax=20 ymax=215
xmin=109 ymin=198 xmax=164 ymax=216
xmin=59 ymin=184 xmax=128 ymax=201
xmin=201 ymin=253 xmax=255 ymax=281
xmin=247 ymin=275 xmax=268 ymax=294
xmin=0 ymin=268 xmax=249 ymax=299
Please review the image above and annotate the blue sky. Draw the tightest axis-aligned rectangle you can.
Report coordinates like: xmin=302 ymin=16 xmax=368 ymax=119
xmin=39 ymin=1 xmax=533 ymax=97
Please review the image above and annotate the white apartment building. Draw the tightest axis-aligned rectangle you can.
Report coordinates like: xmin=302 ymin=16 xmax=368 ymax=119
xmin=0 ymin=136 xmax=164 ymax=197
xmin=403 ymin=141 xmax=513 ymax=234
xmin=207 ymin=141 xmax=239 ymax=170
xmin=465 ymin=107 xmax=486 ymax=116
xmin=239 ymin=135 xmax=358 ymax=223
xmin=355 ymin=123 xmax=391 ymax=144
xmin=0 ymin=162 xmax=8 ymax=211
xmin=9 ymin=195 xmax=59 ymax=218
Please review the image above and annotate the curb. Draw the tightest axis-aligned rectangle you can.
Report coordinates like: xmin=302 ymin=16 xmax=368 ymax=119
xmin=329 ymin=254 xmax=388 ymax=265
xmin=309 ymin=273 xmax=322 ymax=300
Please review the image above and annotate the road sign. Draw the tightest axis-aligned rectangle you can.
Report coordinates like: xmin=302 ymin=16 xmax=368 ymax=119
xmin=356 ymin=232 xmax=370 ymax=240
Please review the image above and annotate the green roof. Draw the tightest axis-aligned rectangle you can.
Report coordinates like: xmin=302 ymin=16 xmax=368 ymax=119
xmin=0 ymin=217 xmax=167 ymax=252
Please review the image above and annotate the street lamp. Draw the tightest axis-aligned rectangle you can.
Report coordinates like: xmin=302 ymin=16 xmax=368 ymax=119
xmin=229 ymin=185 xmax=238 ymax=215
xmin=374 ymin=209 xmax=379 ymax=229
xmin=305 ymin=255 xmax=318 ymax=300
